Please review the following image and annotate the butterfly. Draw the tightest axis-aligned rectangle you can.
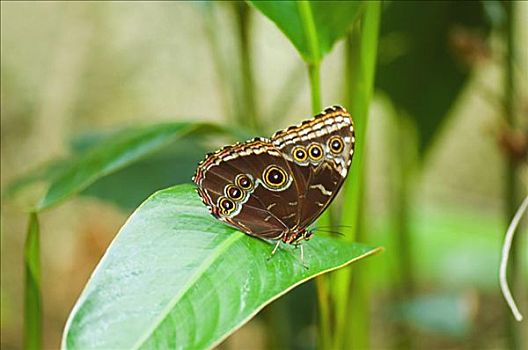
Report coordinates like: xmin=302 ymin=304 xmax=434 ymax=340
xmin=193 ymin=105 xmax=355 ymax=260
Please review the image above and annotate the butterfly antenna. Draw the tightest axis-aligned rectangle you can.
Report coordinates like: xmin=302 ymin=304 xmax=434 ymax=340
xmin=315 ymin=225 xmax=355 ymax=229
xmin=311 ymin=228 xmax=345 ymax=237
xmin=311 ymin=225 xmax=355 ymax=235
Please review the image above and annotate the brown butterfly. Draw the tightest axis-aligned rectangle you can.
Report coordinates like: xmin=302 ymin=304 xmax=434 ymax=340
xmin=193 ymin=106 xmax=355 ymax=260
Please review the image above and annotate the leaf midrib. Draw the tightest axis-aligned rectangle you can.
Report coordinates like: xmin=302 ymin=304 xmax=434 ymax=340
xmin=131 ymin=231 xmax=244 ymax=349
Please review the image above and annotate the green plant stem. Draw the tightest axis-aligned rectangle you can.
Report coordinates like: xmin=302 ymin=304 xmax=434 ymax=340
xmin=339 ymin=0 xmax=381 ymax=238
xmin=340 ymin=204 xmax=369 ymax=350
xmin=24 ymin=212 xmax=41 ymax=350
xmin=391 ymin=112 xmax=417 ymax=349
xmin=332 ymin=26 xmax=364 ymax=350
xmin=298 ymin=0 xmax=322 ymax=114
xmin=203 ymin=3 xmax=233 ymax=123
xmin=309 ymin=58 xmax=332 ymax=350
xmin=306 ymin=32 xmax=331 ymax=350
xmin=261 ymin=298 xmax=289 ymax=350
xmin=334 ymin=3 xmax=381 ymax=349
xmin=235 ymin=1 xmax=259 ymax=132
xmin=308 ymin=63 xmax=322 ymax=114
xmin=315 ymin=277 xmax=332 ymax=350
xmin=504 ymin=2 xmax=522 ymax=349
xmin=296 ymin=2 xmax=330 ymax=348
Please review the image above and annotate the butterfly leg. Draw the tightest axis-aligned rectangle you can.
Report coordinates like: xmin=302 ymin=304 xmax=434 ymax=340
xmin=294 ymin=243 xmax=309 ymax=270
xmin=267 ymin=240 xmax=282 ymax=261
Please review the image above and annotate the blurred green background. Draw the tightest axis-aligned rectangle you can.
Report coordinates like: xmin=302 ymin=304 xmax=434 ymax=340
xmin=1 ymin=1 xmax=527 ymax=349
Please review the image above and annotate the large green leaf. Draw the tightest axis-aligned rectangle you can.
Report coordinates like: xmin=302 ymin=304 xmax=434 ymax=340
xmin=62 ymin=184 xmax=379 ymax=349
xmin=35 ymin=122 xmax=223 ymax=211
xmin=376 ymin=1 xmax=491 ymax=154
xmin=249 ymin=1 xmax=363 ymax=63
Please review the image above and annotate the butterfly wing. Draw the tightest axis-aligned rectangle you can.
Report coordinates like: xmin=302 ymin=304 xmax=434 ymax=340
xmin=194 ymin=105 xmax=355 ymax=242
xmin=272 ymin=105 xmax=355 ymax=229
xmin=193 ymin=138 xmax=303 ymax=240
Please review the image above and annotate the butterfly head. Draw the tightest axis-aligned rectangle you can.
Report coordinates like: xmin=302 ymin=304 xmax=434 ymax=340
xmin=283 ymin=228 xmax=314 ymax=245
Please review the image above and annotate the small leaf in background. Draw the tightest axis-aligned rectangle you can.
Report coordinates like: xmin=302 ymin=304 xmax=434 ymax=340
xmin=37 ymin=123 xmax=193 ymax=211
xmin=71 ymin=127 xmax=252 ymax=210
xmin=62 ymin=184 xmax=380 ymax=349
xmin=35 ymin=122 xmax=225 ymax=211
xmin=249 ymin=1 xmax=363 ymax=62
xmin=2 ymin=130 xmax=118 ymax=201
xmin=1 ymin=159 xmax=69 ymax=200
xmin=376 ymin=1 xmax=491 ymax=154
xmin=2 ymin=123 xmax=248 ymax=209
xmin=81 ymin=138 xmax=208 ymax=210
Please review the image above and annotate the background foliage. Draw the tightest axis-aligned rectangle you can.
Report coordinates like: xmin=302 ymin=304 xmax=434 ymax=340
xmin=1 ymin=1 xmax=527 ymax=349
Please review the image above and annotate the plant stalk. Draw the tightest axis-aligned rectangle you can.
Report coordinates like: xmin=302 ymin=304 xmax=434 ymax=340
xmin=504 ymin=2 xmax=523 ymax=349
xmin=308 ymin=63 xmax=322 ymax=114
xmin=334 ymin=3 xmax=381 ymax=349
xmin=391 ymin=112 xmax=416 ymax=349
xmin=296 ymin=2 xmax=331 ymax=348
xmin=24 ymin=212 xmax=41 ymax=350
xmin=203 ymin=3 xmax=233 ymax=123
xmin=235 ymin=1 xmax=259 ymax=132
xmin=307 ymin=41 xmax=331 ymax=350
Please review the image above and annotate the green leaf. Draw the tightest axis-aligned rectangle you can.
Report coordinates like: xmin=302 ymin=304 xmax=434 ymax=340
xmin=249 ymin=1 xmax=363 ymax=63
xmin=24 ymin=212 xmax=41 ymax=350
xmin=80 ymin=139 xmax=209 ymax=210
xmin=376 ymin=1 xmax=491 ymax=154
xmin=1 ymin=159 xmax=69 ymax=200
xmin=62 ymin=184 xmax=380 ymax=349
xmin=36 ymin=122 xmax=223 ymax=211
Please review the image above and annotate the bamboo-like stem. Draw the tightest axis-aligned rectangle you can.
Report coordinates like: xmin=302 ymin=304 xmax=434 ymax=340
xmin=503 ymin=2 xmax=523 ymax=349
xmin=333 ymin=28 xmax=363 ymax=350
xmin=315 ymin=277 xmax=332 ymax=350
xmin=339 ymin=2 xmax=381 ymax=240
xmin=203 ymin=4 xmax=233 ymax=123
xmin=341 ymin=204 xmax=369 ymax=350
xmin=24 ymin=213 xmax=41 ymax=350
xmin=235 ymin=2 xmax=259 ymax=132
xmin=308 ymin=58 xmax=333 ymax=350
xmin=296 ymin=2 xmax=331 ymax=348
xmin=335 ymin=3 xmax=381 ymax=349
xmin=261 ymin=297 xmax=290 ymax=350
xmin=298 ymin=0 xmax=322 ymax=114
xmin=391 ymin=112 xmax=416 ymax=349
xmin=308 ymin=44 xmax=331 ymax=350
xmin=308 ymin=63 xmax=322 ymax=114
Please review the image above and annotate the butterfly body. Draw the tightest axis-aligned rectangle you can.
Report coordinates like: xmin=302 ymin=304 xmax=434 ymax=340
xmin=193 ymin=105 xmax=355 ymax=247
